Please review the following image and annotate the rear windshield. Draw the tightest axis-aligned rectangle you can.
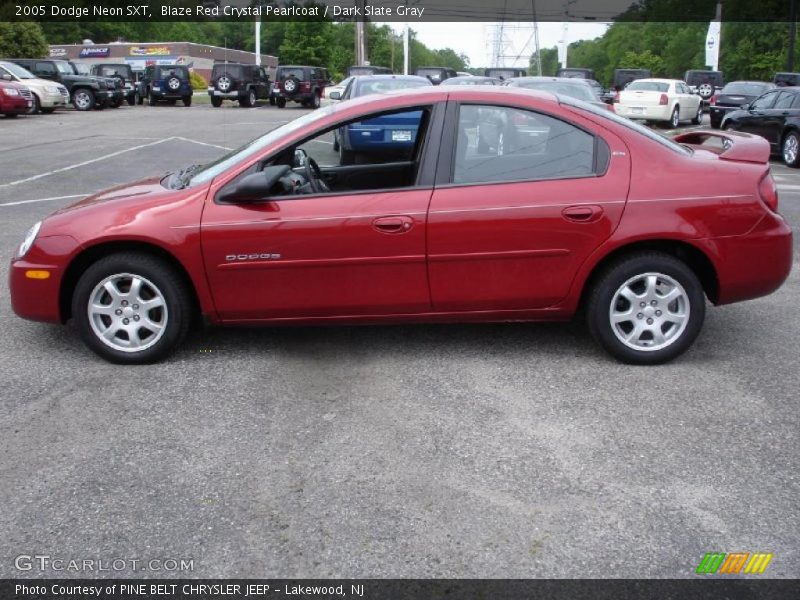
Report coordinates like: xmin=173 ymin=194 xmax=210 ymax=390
xmin=558 ymin=70 xmax=592 ymax=79
xmin=156 ymin=66 xmax=188 ymax=79
xmin=96 ymin=65 xmax=133 ymax=78
xmin=278 ymin=68 xmax=305 ymax=80
xmin=487 ymin=69 xmax=519 ymax=79
xmin=560 ymin=94 xmax=691 ymax=156
xmin=686 ymin=71 xmax=721 ymax=84
xmin=626 ymin=81 xmax=669 ymax=92
xmin=416 ymin=69 xmax=447 ymax=79
xmin=213 ymin=64 xmax=243 ymax=77
xmin=721 ymin=82 xmax=768 ymax=95
xmin=355 ymin=78 xmax=431 ymax=96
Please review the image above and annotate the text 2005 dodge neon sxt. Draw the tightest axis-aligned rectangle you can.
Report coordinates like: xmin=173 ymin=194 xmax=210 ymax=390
xmin=9 ymin=87 xmax=792 ymax=364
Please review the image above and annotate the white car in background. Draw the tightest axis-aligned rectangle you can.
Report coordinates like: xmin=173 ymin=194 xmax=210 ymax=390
xmin=321 ymin=76 xmax=353 ymax=106
xmin=615 ymin=78 xmax=703 ymax=128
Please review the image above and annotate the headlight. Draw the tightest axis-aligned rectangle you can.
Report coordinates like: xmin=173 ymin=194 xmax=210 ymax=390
xmin=46 ymin=85 xmax=60 ymax=94
xmin=18 ymin=221 xmax=41 ymax=259
xmin=2 ymin=88 xmax=19 ymax=96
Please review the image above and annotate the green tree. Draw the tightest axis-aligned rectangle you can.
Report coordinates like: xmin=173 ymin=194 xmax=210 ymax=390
xmin=619 ymin=50 xmax=665 ymax=76
xmin=279 ymin=20 xmax=332 ymax=66
xmin=0 ymin=22 xmax=48 ymax=58
xmin=530 ymin=47 xmax=559 ymax=76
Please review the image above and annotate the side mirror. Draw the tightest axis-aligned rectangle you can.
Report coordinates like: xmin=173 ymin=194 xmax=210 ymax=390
xmin=328 ymin=91 xmax=341 ymax=100
xmin=217 ymin=170 xmax=281 ymax=204
xmin=1 ymin=73 xmax=12 ymax=81
xmin=742 ymin=103 xmax=751 ymax=110
xmin=293 ymin=148 xmax=308 ymax=168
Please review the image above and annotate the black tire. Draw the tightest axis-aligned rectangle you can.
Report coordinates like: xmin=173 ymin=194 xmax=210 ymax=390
xmin=40 ymin=107 xmax=55 ymax=114
xmin=126 ymin=96 xmax=135 ymax=106
xmin=28 ymin=93 xmax=40 ymax=115
xmin=283 ymin=76 xmax=299 ymax=96
xmin=246 ymin=89 xmax=256 ymax=107
xmin=312 ymin=92 xmax=320 ymax=109
xmin=586 ymin=252 xmax=705 ymax=365
xmin=332 ymin=135 xmax=339 ymax=152
xmin=668 ymin=106 xmax=680 ymax=129
xmin=182 ymin=96 xmax=192 ymax=107
xmin=276 ymin=97 xmax=286 ymax=108
xmin=110 ymin=98 xmax=123 ymax=108
xmin=339 ymin=142 xmax=354 ymax=165
xmin=691 ymin=103 xmax=702 ymax=125
xmin=5 ymin=113 xmax=19 ymax=118
xmin=781 ymin=130 xmax=800 ymax=168
xmin=72 ymin=253 xmax=194 ymax=364
xmin=211 ymin=96 xmax=223 ymax=107
xmin=148 ymin=92 xmax=157 ymax=107
xmin=269 ymin=96 xmax=276 ymax=106
xmin=136 ymin=92 xmax=143 ymax=105
xmin=72 ymin=88 xmax=95 ymax=111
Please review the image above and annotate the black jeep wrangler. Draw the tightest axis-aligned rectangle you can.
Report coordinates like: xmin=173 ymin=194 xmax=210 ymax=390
xmin=91 ymin=63 xmax=138 ymax=105
xmin=69 ymin=61 xmax=125 ymax=108
xmin=140 ymin=65 xmax=193 ymax=107
xmin=208 ymin=62 xmax=271 ymax=108
xmin=272 ymin=65 xmax=329 ymax=109
xmin=5 ymin=58 xmax=111 ymax=111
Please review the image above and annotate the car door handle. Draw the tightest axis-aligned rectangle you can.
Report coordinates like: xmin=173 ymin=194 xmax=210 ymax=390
xmin=562 ymin=205 xmax=603 ymax=223
xmin=372 ymin=216 xmax=414 ymax=234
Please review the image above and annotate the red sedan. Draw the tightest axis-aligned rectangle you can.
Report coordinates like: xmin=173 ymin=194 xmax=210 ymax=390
xmin=0 ymin=79 xmax=32 ymax=117
xmin=9 ymin=87 xmax=792 ymax=364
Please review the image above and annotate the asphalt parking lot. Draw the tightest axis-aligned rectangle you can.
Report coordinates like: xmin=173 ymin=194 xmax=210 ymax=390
xmin=0 ymin=102 xmax=798 ymax=578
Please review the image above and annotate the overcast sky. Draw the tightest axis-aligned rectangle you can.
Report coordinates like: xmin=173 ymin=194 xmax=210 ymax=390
xmin=387 ymin=21 xmax=611 ymax=68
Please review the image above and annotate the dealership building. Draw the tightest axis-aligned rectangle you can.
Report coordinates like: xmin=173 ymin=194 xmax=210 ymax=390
xmin=48 ymin=42 xmax=278 ymax=80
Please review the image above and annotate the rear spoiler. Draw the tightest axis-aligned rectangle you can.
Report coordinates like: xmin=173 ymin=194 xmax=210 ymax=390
xmin=672 ymin=130 xmax=770 ymax=164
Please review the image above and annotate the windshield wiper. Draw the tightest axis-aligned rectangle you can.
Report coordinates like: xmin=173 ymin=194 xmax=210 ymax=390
xmin=169 ymin=164 xmax=203 ymax=189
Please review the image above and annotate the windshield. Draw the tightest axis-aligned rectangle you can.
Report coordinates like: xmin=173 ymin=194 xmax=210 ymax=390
xmin=278 ymin=68 xmax=305 ymax=80
xmin=0 ymin=62 xmax=34 ymax=79
xmin=417 ymin=69 xmax=445 ymax=79
xmin=626 ymin=81 xmax=669 ymax=92
xmin=71 ymin=63 xmax=89 ymax=75
xmin=186 ymin=106 xmax=335 ymax=187
xmin=560 ymin=94 xmax=691 ymax=156
xmin=721 ymin=83 xmax=767 ymax=95
xmin=558 ymin=70 xmax=591 ymax=79
xmin=157 ymin=67 xmax=187 ymax=79
xmin=355 ymin=78 xmax=431 ymax=96
xmin=488 ymin=70 xmax=518 ymax=79
xmin=213 ymin=65 xmax=243 ymax=77
xmin=54 ymin=61 xmax=73 ymax=75
xmin=518 ymin=81 xmax=596 ymax=102
xmin=349 ymin=67 xmax=377 ymax=76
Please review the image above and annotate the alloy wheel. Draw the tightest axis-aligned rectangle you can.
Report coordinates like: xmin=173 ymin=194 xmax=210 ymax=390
xmin=783 ymin=134 xmax=799 ymax=165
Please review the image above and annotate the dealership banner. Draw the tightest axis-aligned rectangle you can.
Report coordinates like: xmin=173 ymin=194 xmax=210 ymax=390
xmin=0 ymin=0 xmax=794 ymax=22
xmin=2 ymin=579 xmax=800 ymax=599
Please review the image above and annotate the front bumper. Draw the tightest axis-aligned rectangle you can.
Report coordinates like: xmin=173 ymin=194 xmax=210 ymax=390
xmin=9 ymin=235 xmax=81 ymax=324
xmin=1 ymin=95 xmax=31 ymax=114
xmin=38 ymin=90 xmax=68 ymax=109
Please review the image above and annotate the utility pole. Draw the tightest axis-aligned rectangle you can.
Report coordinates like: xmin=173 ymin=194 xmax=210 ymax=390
xmin=254 ymin=17 xmax=261 ymax=65
xmin=355 ymin=0 xmax=367 ymax=65
xmin=403 ymin=25 xmax=409 ymax=74
xmin=789 ymin=0 xmax=798 ymax=71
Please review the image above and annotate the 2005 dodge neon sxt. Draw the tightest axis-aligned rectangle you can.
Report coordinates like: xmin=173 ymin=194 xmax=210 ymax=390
xmin=9 ymin=87 xmax=792 ymax=364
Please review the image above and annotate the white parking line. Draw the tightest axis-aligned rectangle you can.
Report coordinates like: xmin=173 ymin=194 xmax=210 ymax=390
xmin=309 ymin=139 xmax=334 ymax=145
xmin=174 ymin=136 xmax=232 ymax=151
xmin=0 ymin=194 xmax=88 ymax=207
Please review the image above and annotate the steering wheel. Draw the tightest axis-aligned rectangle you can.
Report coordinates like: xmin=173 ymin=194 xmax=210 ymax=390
xmin=303 ymin=156 xmax=329 ymax=193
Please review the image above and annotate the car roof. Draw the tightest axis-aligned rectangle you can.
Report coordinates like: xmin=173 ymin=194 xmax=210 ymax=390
xmin=356 ymin=75 xmax=431 ymax=83
xmin=509 ymin=76 xmax=592 ymax=84
xmin=629 ymin=78 xmax=680 ymax=84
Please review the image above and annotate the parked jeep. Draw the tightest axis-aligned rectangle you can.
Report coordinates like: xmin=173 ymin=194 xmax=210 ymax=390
xmin=4 ymin=58 xmax=111 ymax=111
xmin=141 ymin=65 xmax=193 ymax=107
xmin=414 ymin=67 xmax=457 ymax=85
xmin=272 ymin=65 xmax=329 ymax=108
xmin=91 ymin=63 xmax=138 ymax=105
xmin=69 ymin=61 xmax=125 ymax=108
xmin=208 ymin=62 xmax=271 ymax=107
xmin=685 ymin=70 xmax=724 ymax=103
xmin=612 ymin=68 xmax=652 ymax=91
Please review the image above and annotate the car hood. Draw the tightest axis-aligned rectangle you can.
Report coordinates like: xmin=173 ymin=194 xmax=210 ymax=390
xmin=54 ymin=177 xmax=170 ymax=215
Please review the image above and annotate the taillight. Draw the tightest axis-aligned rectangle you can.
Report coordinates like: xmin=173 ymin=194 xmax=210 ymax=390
xmin=758 ymin=173 xmax=779 ymax=213
xmin=710 ymin=95 xmax=716 ymax=106
xmin=659 ymin=93 xmax=668 ymax=105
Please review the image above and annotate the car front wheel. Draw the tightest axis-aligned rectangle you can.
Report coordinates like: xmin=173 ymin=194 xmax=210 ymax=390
xmin=73 ymin=89 xmax=95 ymax=111
xmin=691 ymin=103 xmax=703 ymax=125
xmin=72 ymin=253 xmax=193 ymax=364
xmin=586 ymin=252 xmax=705 ymax=365
xmin=782 ymin=131 xmax=800 ymax=168
xmin=668 ymin=106 xmax=680 ymax=128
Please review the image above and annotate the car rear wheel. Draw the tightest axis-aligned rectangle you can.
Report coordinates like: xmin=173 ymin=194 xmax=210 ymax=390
xmin=72 ymin=253 xmax=193 ymax=364
xmin=312 ymin=92 xmax=320 ymax=109
xmin=669 ymin=106 xmax=680 ymax=128
xmin=276 ymin=97 xmax=286 ymax=108
xmin=586 ymin=252 xmax=705 ymax=365
xmin=339 ymin=142 xmax=354 ymax=165
xmin=691 ymin=103 xmax=703 ymax=125
xmin=40 ymin=107 xmax=55 ymax=114
xmin=73 ymin=89 xmax=95 ymax=111
xmin=182 ymin=96 xmax=192 ymax=107
xmin=211 ymin=96 xmax=223 ymax=107
xmin=782 ymin=131 xmax=800 ymax=168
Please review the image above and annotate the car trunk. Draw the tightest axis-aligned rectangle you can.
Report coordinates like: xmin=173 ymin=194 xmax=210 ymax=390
xmin=714 ymin=93 xmax=755 ymax=108
xmin=619 ymin=89 xmax=664 ymax=107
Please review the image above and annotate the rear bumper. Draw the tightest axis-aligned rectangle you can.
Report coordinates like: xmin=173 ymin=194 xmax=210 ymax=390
xmin=712 ymin=213 xmax=793 ymax=305
xmin=615 ymin=104 xmax=672 ymax=121
xmin=152 ymin=89 xmax=193 ymax=99
xmin=208 ymin=89 xmax=244 ymax=99
xmin=709 ymin=106 xmax=736 ymax=127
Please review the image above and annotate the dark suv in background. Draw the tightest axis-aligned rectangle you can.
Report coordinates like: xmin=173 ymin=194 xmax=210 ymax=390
xmin=415 ymin=67 xmax=457 ymax=85
xmin=4 ymin=58 xmax=111 ymax=111
xmin=685 ymin=69 xmax=724 ymax=103
xmin=69 ymin=61 xmax=124 ymax=108
xmin=141 ymin=65 xmax=193 ymax=106
xmin=91 ymin=63 xmax=138 ymax=105
xmin=208 ymin=63 xmax=271 ymax=107
xmin=272 ymin=65 xmax=329 ymax=108
xmin=612 ymin=68 xmax=652 ymax=90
